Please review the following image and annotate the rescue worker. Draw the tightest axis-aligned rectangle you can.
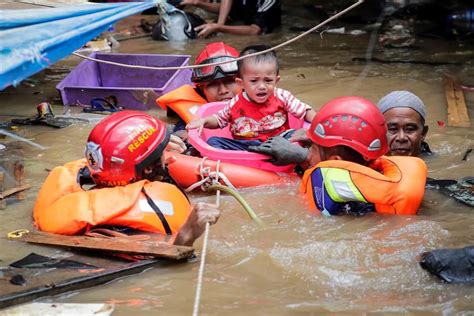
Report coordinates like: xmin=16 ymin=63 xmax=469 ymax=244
xmin=249 ymin=96 xmax=427 ymax=215
xmin=34 ymin=111 xmax=220 ymax=246
xmin=156 ymin=42 xmax=241 ymax=136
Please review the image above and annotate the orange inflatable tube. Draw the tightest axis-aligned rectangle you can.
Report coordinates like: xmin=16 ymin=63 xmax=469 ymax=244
xmin=166 ymin=152 xmax=299 ymax=189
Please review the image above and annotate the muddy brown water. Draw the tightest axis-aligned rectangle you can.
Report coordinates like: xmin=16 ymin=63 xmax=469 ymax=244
xmin=0 ymin=14 xmax=474 ymax=315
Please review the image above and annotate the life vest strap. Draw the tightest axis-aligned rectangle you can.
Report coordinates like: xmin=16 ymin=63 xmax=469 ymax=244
xmin=141 ymin=187 xmax=173 ymax=235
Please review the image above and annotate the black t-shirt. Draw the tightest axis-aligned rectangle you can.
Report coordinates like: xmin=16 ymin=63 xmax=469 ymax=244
xmin=420 ymin=141 xmax=433 ymax=157
xmin=229 ymin=0 xmax=281 ymax=33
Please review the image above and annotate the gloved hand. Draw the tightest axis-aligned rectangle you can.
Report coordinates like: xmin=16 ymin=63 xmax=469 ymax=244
xmin=248 ymin=136 xmax=308 ymax=166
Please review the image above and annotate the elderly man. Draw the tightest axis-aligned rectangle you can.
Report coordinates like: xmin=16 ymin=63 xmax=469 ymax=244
xmin=377 ymin=91 xmax=473 ymax=207
xmin=377 ymin=90 xmax=432 ymax=157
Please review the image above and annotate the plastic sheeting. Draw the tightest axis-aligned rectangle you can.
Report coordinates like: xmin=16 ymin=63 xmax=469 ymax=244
xmin=0 ymin=1 xmax=158 ymax=90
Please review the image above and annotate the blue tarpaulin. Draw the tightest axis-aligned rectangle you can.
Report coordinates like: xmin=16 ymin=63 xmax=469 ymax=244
xmin=0 ymin=1 xmax=158 ymax=90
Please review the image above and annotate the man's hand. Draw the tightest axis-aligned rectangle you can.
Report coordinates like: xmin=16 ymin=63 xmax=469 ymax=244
xmin=166 ymin=134 xmax=187 ymax=153
xmin=248 ymin=136 xmax=309 ymax=166
xmin=174 ymin=202 xmax=220 ymax=246
xmin=178 ymin=0 xmax=198 ymax=7
xmin=195 ymin=23 xmax=220 ymax=38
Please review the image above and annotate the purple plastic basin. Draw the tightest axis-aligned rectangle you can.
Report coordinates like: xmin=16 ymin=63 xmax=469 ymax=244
xmin=57 ymin=52 xmax=192 ymax=110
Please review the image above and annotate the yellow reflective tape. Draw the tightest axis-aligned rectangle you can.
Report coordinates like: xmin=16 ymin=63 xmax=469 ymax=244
xmin=321 ymin=168 xmax=367 ymax=203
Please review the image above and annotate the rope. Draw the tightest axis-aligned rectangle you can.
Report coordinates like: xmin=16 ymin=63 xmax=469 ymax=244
xmin=185 ymin=157 xmax=237 ymax=193
xmin=208 ymin=184 xmax=262 ymax=225
xmin=192 ymin=160 xmax=221 ymax=316
xmin=72 ymin=0 xmax=364 ymax=71
xmin=190 ymin=158 xmax=263 ymax=314
xmin=192 ymin=221 xmax=210 ymax=316
xmin=185 ymin=157 xmax=260 ymax=222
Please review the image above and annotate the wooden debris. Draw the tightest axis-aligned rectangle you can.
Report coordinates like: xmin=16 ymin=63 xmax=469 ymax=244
xmin=353 ymin=57 xmax=463 ymax=66
xmin=0 ymin=255 xmax=164 ymax=309
xmin=14 ymin=162 xmax=26 ymax=200
xmin=7 ymin=230 xmax=194 ymax=261
xmin=0 ymin=162 xmax=31 ymax=208
xmin=0 ymin=184 xmax=32 ymax=200
xmin=1 ymin=303 xmax=114 ymax=316
xmin=445 ymin=75 xmax=471 ymax=127
xmin=0 ymin=172 xmax=5 ymax=210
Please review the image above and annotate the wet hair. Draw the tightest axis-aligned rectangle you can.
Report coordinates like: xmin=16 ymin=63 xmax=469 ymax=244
xmin=323 ymin=145 xmax=370 ymax=166
xmin=237 ymin=45 xmax=279 ymax=77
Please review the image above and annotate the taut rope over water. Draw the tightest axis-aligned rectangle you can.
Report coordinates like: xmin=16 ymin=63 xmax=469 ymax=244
xmin=72 ymin=1 xmax=365 ymax=71
xmin=192 ymin=221 xmax=210 ymax=316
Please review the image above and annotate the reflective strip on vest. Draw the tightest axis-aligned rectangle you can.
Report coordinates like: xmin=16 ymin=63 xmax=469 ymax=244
xmin=139 ymin=199 xmax=175 ymax=215
xmin=321 ymin=168 xmax=368 ymax=203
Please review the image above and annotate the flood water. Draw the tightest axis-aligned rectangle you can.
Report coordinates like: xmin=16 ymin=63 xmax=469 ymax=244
xmin=1 ymin=11 xmax=474 ymax=315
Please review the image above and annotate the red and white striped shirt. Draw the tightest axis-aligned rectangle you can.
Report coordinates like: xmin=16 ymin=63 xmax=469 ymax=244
xmin=213 ymin=88 xmax=311 ymax=141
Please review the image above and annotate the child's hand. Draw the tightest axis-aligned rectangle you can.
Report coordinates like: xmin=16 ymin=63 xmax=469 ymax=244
xmin=186 ymin=119 xmax=206 ymax=135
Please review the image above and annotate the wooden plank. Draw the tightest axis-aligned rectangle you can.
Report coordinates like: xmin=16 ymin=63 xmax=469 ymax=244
xmin=1 ymin=303 xmax=115 ymax=315
xmin=7 ymin=230 xmax=194 ymax=261
xmin=0 ymin=256 xmax=165 ymax=309
xmin=445 ymin=75 xmax=471 ymax=127
xmin=13 ymin=162 xmax=26 ymax=200
xmin=0 ymin=172 xmax=5 ymax=209
xmin=0 ymin=184 xmax=32 ymax=200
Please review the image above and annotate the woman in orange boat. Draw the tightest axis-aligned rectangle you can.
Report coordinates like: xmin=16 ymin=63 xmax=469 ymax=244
xmin=34 ymin=111 xmax=220 ymax=246
xmin=249 ymin=96 xmax=427 ymax=216
xmin=156 ymin=42 xmax=241 ymax=136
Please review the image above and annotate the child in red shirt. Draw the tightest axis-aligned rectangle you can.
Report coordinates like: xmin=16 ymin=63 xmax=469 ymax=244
xmin=186 ymin=45 xmax=316 ymax=151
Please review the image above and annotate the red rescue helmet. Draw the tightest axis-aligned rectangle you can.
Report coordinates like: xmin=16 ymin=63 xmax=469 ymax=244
xmin=85 ymin=111 xmax=170 ymax=187
xmin=192 ymin=42 xmax=239 ymax=83
xmin=307 ymin=96 xmax=388 ymax=160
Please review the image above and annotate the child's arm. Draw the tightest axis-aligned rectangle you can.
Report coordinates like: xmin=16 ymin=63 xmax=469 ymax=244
xmin=304 ymin=109 xmax=317 ymax=122
xmin=276 ymin=88 xmax=315 ymax=122
xmin=287 ymin=110 xmax=316 ymax=143
xmin=187 ymin=96 xmax=234 ymax=134
xmin=186 ymin=116 xmax=220 ymax=135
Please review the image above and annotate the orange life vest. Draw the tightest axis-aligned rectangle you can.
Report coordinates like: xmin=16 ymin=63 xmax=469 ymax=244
xmin=34 ymin=159 xmax=191 ymax=235
xmin=156 ymin=85 xmax=207 ymax=123
xmin=300 ymin=156 xmax=427 ymax=215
